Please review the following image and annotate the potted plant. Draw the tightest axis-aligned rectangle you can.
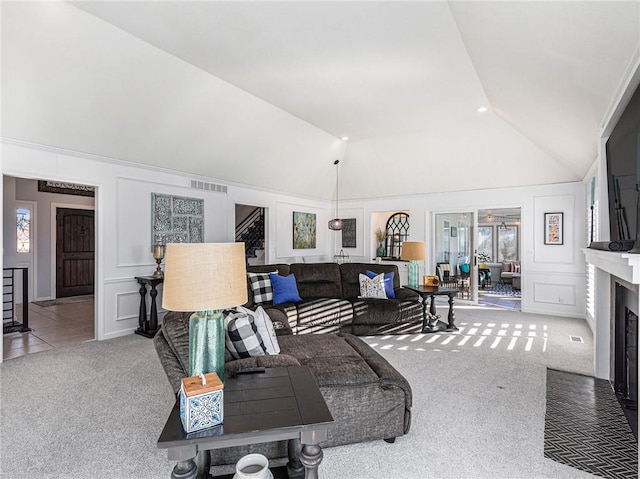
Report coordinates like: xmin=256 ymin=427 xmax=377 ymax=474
xmin=478 ymin=252 xmax=491 ymax=268
xmin=374 ymin=227 xmax=387 ymax=258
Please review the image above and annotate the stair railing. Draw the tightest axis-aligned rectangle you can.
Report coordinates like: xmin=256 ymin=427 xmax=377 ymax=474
xmin=3 ymin=267 xmax=30 ymax=334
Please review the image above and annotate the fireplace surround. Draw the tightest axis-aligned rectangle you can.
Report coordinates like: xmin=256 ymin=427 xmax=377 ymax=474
xmin=613 ymin=282 xmax=639 ymax=437
xmin=584 ymin=249 xmax=640 ymax=440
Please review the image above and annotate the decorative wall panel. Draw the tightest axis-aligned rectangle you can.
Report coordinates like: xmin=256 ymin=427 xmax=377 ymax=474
xmin=152 ymin=193 xmax=204 ymax=246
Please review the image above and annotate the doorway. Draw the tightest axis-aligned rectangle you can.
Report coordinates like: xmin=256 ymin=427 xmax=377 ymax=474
xmin=235 ymin=204 xmax=266 ymax=265
xmin=55 ymin=208 xmax=95 ymax=298
xmin=477 ymin=208 xmax=522 ymax=311
xmin=3 ymin=177 xmax=96 ymax=360
xmin=434 ymin=212 xmax=475 ymax=301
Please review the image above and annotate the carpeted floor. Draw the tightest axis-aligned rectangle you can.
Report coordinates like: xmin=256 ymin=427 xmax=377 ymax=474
xmin=544 ymin=369 xmax=637 ymax=479
xmin=0 ymin=306 xmax=608 ymax=478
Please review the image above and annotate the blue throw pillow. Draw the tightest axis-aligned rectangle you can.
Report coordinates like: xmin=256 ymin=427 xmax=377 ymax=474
xmin=270 ymin=273 xmax=302 ymax=305
xmin=366 ymin=270 xmax=395 ymax=298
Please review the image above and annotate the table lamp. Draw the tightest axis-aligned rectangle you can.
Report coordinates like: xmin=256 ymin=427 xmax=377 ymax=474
xmin=162 ymin=242 xmax=247 ymax=383
xmin=401 ymin=241 xmax=426 ymax=287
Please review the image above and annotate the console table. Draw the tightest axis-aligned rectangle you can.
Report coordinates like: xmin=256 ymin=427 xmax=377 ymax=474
xmin=402 ymin=285 xmax=458 ymax=333
xmin=134 ymin=275 xmax=163 ymax=338
xmin=157 ymin=366 xmax=334 ymax=479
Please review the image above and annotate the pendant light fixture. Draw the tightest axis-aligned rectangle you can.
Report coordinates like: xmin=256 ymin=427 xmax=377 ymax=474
xmin=328 ymin=159 xmax=343 ymax=230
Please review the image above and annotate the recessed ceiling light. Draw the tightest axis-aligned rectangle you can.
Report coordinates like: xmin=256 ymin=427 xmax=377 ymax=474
xmin=477 ymin=107 xmax=488 ymax=113
xmin=340 ymin=136 xmax=349 ymax=141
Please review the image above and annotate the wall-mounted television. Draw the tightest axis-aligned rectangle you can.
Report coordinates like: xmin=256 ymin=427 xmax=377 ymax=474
xmin=605 ymin=81 xmax=640 ymax=250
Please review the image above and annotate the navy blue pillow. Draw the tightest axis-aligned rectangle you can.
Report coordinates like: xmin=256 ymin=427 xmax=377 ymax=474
xmin=365 ymin=270 xmax=395 ymax=298
xmin=270 ymin=273 xmax=302 ymax=305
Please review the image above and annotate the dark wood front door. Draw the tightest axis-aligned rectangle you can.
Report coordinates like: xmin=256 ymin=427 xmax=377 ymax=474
xmin=56 ymin=208 xmax=95 ymax=298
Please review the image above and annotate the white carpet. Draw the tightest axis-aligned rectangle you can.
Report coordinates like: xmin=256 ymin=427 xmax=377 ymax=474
xmin=0 ymin=305 xmax=599 ymax=478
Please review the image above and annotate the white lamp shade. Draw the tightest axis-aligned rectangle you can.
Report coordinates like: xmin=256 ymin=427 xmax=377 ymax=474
xmin=401 ymin=241 xmax=426 ymax=261
xmin=162 ymin=242 xmax=247 ymax=311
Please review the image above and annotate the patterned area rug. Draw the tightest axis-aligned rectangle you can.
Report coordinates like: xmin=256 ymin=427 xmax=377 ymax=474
xmin=487 ymin=282 xmax=521 ymax=297
xmin=544 ymin=369 xmax=637 ymax=479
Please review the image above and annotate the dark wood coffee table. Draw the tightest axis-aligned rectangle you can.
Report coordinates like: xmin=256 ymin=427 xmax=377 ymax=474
xmin=157 ymin=366 xmax=334 ymax=479
xmin=402 ymin=285 xmax=458 ymax=333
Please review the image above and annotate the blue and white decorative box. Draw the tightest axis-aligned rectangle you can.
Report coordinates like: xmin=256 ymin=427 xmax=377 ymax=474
xmin=179 ymin=372 xmax=224 ymax=433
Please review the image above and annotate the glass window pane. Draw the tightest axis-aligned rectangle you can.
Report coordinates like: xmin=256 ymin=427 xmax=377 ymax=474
xmin=477 ymin=226 xmax=493 ymax=262
xmin=17 ymin=207 xmax=31 ymax=253
xmin=497 ymin=226 xmax=518 ymax=261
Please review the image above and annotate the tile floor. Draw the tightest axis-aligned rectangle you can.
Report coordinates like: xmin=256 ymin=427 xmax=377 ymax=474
xmin=3 ymin=298 xmax=95 ymax=360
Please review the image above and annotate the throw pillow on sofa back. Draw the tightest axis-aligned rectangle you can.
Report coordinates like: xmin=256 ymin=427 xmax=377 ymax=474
xmin=358 ymin=273 xmax=388 ymax=299
xmin=247 ymin=271 xmax=278 ymax=304
xmin=224 ymin=309 xmax=267 ymax=359
xmin=365 ymin=270 xmax=395 ymax=298
xmin=269 ymin=273 xmax=302 ymax=305
xmin=234 ymin=305 xmax=280 ymax=355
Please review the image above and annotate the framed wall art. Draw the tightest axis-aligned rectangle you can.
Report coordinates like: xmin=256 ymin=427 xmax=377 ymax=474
xmin=544 ymin=212 xmax=563 ymax=245
xmin=293 ymin=211 xmax=316 ymax=249
xmin=341 ymin=218 xmax=356 ymax=248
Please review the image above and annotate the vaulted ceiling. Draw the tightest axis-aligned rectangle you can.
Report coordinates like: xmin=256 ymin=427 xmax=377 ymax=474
xmin=2 ymin=1 xmax=639 ymax=200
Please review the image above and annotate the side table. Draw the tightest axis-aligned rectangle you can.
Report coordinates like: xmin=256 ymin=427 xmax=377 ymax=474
xmin=402 ymin=285 xmax=458 ymax=333
xmin=157 ymin=366 xmax=334 ymax=479
xmin=134 ymin=275 xmax=163 ymax=338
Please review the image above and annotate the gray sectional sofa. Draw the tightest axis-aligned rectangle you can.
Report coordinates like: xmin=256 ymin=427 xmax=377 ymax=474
xmin=154 ymin=262 xmax=421 ymax=475
xmin=155 ymin=311 xmax=413 ymax=475
xmin=245 ymin=262 xmax=423 ymax=335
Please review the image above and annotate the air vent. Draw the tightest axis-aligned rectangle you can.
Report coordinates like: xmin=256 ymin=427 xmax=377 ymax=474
xmin=190 ymin=180 xmax=227 ymax=193
xmin=569 ymin=335 xmax=584 ymax=343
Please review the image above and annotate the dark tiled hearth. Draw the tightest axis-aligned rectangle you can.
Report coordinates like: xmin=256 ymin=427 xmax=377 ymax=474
xmin=544 ymin=369 xmax=637 ymax=479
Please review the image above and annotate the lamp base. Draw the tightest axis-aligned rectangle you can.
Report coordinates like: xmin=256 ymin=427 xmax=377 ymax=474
xmin=408 ymin=260 xmax=419 ymax=287
xmin=189 ymin=310 xmax=225 ymax=382
xmin=152 ymin=259 xmax=164 ymax=278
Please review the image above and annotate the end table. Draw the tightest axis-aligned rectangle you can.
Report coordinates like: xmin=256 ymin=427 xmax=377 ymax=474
xmin=402 ymin=285 xmax=458 ymax=333
xmin=135 ymin=275 xmax=163 ymax=338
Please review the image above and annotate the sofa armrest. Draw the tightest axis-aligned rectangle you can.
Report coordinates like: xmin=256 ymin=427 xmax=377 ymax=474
xmin=225 ymin=354 xmax=301 ymax=377
xmin=394 ymin=287 xmax=419 ymax=300
xmin=262 ymin=304 xmax=297 ymax=335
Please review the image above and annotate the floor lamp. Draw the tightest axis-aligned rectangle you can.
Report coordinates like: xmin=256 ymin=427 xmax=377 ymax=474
xmin=162 ymin=242 xmax=247 ymax=383
xmin=401 ymin=241 xmax=426 ymax=287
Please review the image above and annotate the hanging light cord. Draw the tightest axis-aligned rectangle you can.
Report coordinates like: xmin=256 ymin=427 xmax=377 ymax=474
xmin=334 ymin=159 xmax=339 ymax=218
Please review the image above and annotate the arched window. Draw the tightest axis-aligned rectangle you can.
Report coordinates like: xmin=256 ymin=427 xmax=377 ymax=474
xmin=385 ymin=212 xmax=410 ymax=258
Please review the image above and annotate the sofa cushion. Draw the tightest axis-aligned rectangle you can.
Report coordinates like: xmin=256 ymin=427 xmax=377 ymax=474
xmin=278 ymin=334 xmax=378 ymax=387
xmin=270 ymin=273 xmax=302 ymax=305
xmin=292 ymin=298 xmax=354 ymax=334
xmin=289 ymin=263 xmax=342 ymax=299
xmin=351 ymin=298 xmax=422 ymax=326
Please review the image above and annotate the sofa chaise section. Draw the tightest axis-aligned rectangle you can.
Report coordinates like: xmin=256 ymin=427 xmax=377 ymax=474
xmin=154 ymin=311 xmax=412 ymax=474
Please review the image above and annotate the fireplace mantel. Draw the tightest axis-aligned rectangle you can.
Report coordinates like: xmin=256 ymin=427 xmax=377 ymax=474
xmin=583 ymin=249 xmax=640 ymax=285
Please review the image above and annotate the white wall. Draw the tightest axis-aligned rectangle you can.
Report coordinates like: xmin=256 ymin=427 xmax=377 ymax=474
xmin=2 ymin=140 xmax=334 ymax=341
xmin=2 ymin=1 xmax=342 ymax=201
xmin=339 ymin=181 xmax=586 ymax=318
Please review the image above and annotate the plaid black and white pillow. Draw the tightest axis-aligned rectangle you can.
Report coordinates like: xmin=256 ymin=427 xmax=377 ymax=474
xmin=224 ymin=309 xmax=267 ymax=360
xmin=247 ymin=271 xmax=276 ymax=304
